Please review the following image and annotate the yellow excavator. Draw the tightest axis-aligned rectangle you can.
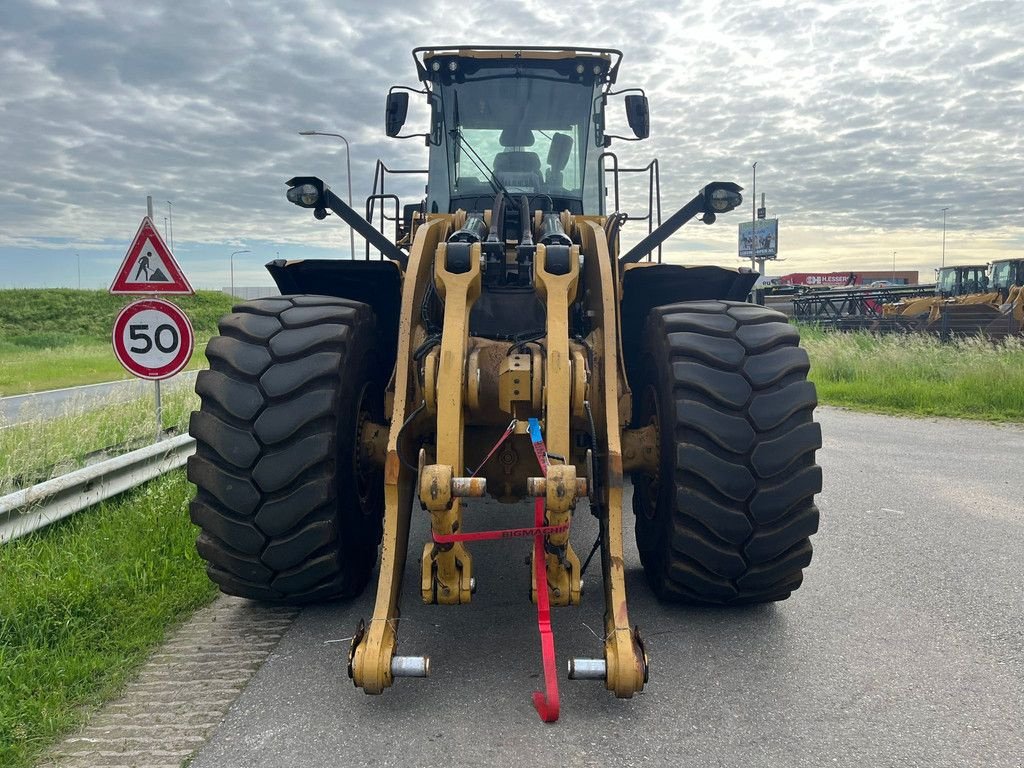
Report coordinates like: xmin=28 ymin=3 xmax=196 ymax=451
xmin=187 ymin=46 xmax=822 ymax=720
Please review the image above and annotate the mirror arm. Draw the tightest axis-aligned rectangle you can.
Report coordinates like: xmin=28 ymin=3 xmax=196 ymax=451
xmin=603 ymin=133 xmax=643 ymax=144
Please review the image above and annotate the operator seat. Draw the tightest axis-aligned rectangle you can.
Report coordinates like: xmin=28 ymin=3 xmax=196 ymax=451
xmin=494 ymin=126 xmax=543 ymax=190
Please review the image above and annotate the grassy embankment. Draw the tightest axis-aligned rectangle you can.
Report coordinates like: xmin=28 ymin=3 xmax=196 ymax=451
xmin=800 ymin=325 xmax=1024 ymax=421
xmin=0 ymin=289 xmax=236 ymax=395
xmin=0 ymin=471 xmax=216 ymax=768
xmin=0 ymin=289 xmax=228 ymax=766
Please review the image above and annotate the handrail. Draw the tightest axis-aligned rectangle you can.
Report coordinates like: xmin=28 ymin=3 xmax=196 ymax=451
xmin=365 ymin=194 xmax=402 ymax=260
xmin=600 ymin=152 xmax=662 ymax=262
xmin=367 ymin=161 xmax=428 ymax=255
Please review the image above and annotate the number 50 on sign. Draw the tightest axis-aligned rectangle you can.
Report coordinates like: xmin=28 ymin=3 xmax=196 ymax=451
xmin=112 ymin=299 xmax=195 ymax=380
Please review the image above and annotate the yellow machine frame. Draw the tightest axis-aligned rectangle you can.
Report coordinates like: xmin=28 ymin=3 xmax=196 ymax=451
xmin=349 ymin=208 xmax=649 ymax=697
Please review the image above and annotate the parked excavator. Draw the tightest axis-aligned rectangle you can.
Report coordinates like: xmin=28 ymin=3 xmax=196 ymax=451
xmin=188 ymin=46 xmax=822 ymax=720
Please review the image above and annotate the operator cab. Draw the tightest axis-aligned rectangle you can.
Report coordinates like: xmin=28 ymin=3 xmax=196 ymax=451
xmin=935 ymin=264 xmax=989 ymax=297
xmin=990 ymin=258 xmax=1024 ymax=296
xmin=387 ymin=47 xmax=648 ymax=217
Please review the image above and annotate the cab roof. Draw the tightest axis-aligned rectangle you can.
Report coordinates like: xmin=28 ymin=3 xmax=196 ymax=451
xmin=413 ymin=45 xmax=623 ymax=85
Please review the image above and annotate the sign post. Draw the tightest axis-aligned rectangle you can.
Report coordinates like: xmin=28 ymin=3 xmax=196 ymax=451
xmin=110 ymin=201 xmax=195 ymax=440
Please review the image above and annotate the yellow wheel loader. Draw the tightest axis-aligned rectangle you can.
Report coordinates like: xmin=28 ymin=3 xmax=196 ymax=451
xmin=882 ymin=263 xmax=1020 ymax=337
xmin=188 ymin=46 xmax=822 ymax=719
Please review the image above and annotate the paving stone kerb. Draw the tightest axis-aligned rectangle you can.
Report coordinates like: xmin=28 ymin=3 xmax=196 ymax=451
xmin=40 ymin=595 xmax=299 ymax=768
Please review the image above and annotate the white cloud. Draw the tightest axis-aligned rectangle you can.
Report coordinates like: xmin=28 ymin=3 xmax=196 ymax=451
xmin=0 ymin=0 xmax=1021 ymax=284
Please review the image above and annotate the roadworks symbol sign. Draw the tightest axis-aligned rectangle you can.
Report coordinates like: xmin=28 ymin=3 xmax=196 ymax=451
xmin=109 ymin=216 xmax=194 ymax=295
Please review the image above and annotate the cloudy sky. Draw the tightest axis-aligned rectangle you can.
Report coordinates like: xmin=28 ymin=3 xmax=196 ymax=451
xmin=1 ymin=0 xmax=1021 ymax=290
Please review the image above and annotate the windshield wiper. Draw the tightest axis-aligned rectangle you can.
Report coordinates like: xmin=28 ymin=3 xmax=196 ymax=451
xmin=449 ymin=91 xmax=513 ymax=205
xmin=453 ymin=128 xmax=509 ymax=198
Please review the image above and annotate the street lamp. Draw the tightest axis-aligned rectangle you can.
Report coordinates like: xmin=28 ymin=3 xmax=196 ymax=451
xmin=299 ymin=130 xmax=356 ymax=259
xmin=750 ymin=161 xmax=757 ymax=272
xmin=941 ymin=207 xmax=949 ymax=268
xmin=166 ymin=200 xmax=174 ymax=251
xmin=230 ymin=249 xmax=251 ymax=297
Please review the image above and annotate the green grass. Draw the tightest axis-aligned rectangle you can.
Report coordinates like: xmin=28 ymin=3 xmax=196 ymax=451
xmin=0 ymin=470 xmax=217 ymax=768
xmin=0 ymin=289 xmax=235 ymax=342
xmin=0 ymin=289 xmax=234 ymax=395
xmin=0 ymin=340 xmax=210 ymax=396
xmin=0 ymin=387 xmax=198 ymax=495
xmin=801 ymin=326 xmax=1024 ymax=421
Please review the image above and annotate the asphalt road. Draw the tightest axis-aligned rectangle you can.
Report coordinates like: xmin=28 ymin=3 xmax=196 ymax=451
xmin=0 ymin=371 xmax=197 ymax=425
xmin=190 ymin=407 xmax=1024 ymax=768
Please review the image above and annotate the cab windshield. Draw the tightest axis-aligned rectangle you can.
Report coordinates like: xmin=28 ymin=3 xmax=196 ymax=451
xmin=991 ymin=261 xmax=1012 ymax=290
xmin=936 ymin=268 xmax=956 ymax=295
xmin=428 ymin=67 xmax=603 ymax=214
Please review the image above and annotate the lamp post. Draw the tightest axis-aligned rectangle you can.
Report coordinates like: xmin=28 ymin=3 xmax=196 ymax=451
xmin=166 ymin=200 xmax=174 ymax=251
xmin=750 ymin=161 xmax=757 ymax=272
xmin=941 ymin=207 xmax=949 ymax=268
xmin=299 ymin=130 xmax=356 ymax=259
xmin=230 ymin=249 xmax=251 ymax=297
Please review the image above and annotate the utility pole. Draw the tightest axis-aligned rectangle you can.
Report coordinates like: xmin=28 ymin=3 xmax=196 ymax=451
xmin=892 ymin=250 xmax=896 ymax=281
xmin=76 ymin=252 xmax=81 ymax=289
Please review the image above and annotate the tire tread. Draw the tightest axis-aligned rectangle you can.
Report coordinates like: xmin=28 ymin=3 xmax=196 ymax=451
xmin=633 ymin=300 xmax=822 ymax=605
xmin=189 ymin=295 xmax=384 ymax=603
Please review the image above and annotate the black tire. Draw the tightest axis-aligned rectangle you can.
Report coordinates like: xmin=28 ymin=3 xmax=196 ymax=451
xmin=187 ymin=295 xmax=385 ymax=602
xmin=632 ymin=300 xmax=822 ymax=604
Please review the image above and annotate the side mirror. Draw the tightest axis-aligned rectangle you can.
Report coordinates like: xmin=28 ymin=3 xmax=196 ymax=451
xmin=624 ymin=94 xmax=650 ymax=139
xmin=385 ymin=92 xmax=409 ymax=137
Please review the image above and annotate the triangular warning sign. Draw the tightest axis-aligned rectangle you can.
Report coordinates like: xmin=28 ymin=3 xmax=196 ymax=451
xmin=110 ymin=216 xmax=194 ymax=295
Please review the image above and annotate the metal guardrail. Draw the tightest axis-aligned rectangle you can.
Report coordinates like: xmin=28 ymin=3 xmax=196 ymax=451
xmin=0 ymin=434 xmax=195 ymax=543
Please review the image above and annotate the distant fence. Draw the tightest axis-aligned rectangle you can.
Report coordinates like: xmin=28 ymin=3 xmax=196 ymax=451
xmin=222 ymin=287 xmax=281 ymax=300
xmin=793 ymin=285 xmax=936 ymax=327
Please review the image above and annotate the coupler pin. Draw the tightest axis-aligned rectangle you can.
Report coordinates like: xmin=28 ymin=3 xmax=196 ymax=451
xmin=567 ymin=658 xmax=606 ymax=680
xmin=391 ymin=656 xmax=431 ymax=678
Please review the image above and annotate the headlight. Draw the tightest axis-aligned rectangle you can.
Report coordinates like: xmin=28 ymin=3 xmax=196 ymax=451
xmin=287 ymin=184 xmax=321 ymax=208
xmin=709 ymin=188 xmax=742 ymax=213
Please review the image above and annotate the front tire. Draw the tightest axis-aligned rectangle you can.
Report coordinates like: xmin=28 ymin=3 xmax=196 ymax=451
xmin=187 ymin=296 xmax=385 ymax=602
xmin=632 ymin=300 xmax=822 ymax=604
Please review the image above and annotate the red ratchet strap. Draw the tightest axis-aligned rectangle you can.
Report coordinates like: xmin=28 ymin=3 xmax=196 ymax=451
xmin=432 ymin=523 xmax=567 ymax=544
xmin=428 ymin=417 xmax=561 ymax=722
xmin=527 ymin=417 xmax=560 ymax=722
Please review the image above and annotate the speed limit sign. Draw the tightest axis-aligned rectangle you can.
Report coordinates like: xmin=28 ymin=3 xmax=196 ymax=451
xmin=112 ymin=298 xmax=195 ymax=380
